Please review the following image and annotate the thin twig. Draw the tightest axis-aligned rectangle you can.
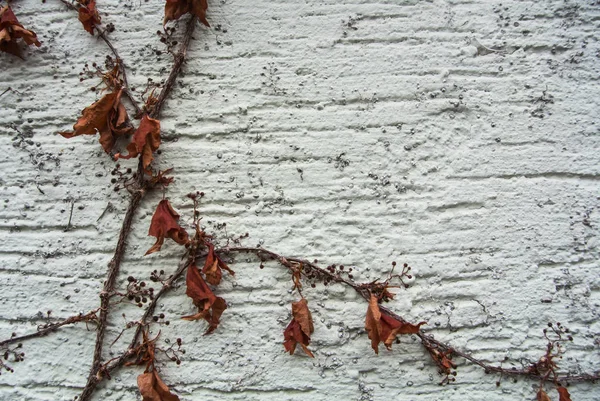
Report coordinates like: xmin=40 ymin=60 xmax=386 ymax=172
xmin=97 ymin=30 xmax=143 ymax=117
xmin=0 ymin=310 xmax=99 ymax=348
xmin=58 ymin=0 xmax=142 ymax=116
xmin=219 ymin=246 xmax=600 ymax=385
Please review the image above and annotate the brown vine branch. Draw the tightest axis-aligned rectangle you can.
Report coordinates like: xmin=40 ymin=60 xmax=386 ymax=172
xmin=149 ymin=15 xmax=196 ymax=119
xmin=82 ymin=252 xmax=196 ymax=396
xmin=78 ymin=15 xmax=199 ymax=401
xmin=78 ymin=189 xmax=144 ymax=401
xmin=219 ymin=246 xmax=600 ymax=385
xmin=0 ymin=309 xmax=99 ymax=348
xmin=58 ymin=0 xmax=142 ymax=117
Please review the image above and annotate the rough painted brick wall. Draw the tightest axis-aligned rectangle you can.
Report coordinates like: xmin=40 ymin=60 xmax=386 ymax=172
xmin=0 ymin=0 xmax=599 ymax=400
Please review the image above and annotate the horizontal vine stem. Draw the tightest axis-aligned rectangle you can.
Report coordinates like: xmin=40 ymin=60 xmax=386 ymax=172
xmin=0 ymin=310 xmax=99 ymax=348
xmin=219 ymin=246 xmax=600 ymax=385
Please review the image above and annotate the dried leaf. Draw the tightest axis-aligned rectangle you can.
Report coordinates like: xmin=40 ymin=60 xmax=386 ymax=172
xmin=145 ymin=200 xmax=189 ymax=255
xmin=364 ymin=295 xmax=425 ymax=354
xmin=537 ymin=389 xmax=552 ymax=401
xmin=425 ymin=344 xmax=457 ymax=376
xmin=365 ymin=295 xmax=382 ymax=354
xmin=0 ymin=6 xmax=41 ymax=58
xmin=182 ymin=263 xmax=227 ymax=334
xmin=557 ymin=387 xmax=572 ymax=401
xmin=283 ymin=298 xmax=314 ymax=357
xmin=116 ymin=115 xmax=161 ymax=170
xmin=78 ymin=0 xmax=101 ymax=35
xmin=137 ymin=371 xmax=180 ymax=401
xmin=61 ymin=89 xmax=133 ymax=153
xmin=202 ymin=243 xmax=235 ymax=285
xmin=164 ymin=0 xmax=209 ymax=27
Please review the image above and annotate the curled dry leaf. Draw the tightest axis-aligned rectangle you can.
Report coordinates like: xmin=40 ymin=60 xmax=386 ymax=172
xmin=78 ymin=0 xmax=101 ymax=35
xmin=137 ymin=371 xmax=180 ymax=401
xmin=290 ymin=262 xmax=303 ymax=292
xmin=149 ymin=168 xmax=174 ymax=188
xmin=0 ymin=6 xmax=41 ymax=58
xmin=182 ymin=263 xmax=227 ymax=334
xmin=202 ymin=243 xmax=235 ymax=285
xmin=426 ymin=345 xmax=456 ymax=376
xmin=557 ymin=386 xmax=572 ymax=401
xmin=537 ymin=389 xmax=552 ymax=401
xmin=164 ymin=0 xmax=209 ymax=27
xmin=60 ymin=89 xmax=133 ymax=153
xmin=145 ymin=199 xmax=189 ymax=255
xmin=283 ymin=298 xmax=314 ymax=358
xmin=365 ymin=295 xmax=425 ymax=354
xmin=115 ymin=115 xmax=161 ymax=170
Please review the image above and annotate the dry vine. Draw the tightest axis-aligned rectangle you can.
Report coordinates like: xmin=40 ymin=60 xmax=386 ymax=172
xmin=0 ymin=1 xmax=598 ymax=401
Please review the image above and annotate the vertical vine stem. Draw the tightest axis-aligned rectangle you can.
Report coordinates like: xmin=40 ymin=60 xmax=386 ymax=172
xmin=78 ymin=190 xmax=144 ymax=401
xmin=149 ymin=15 xmax=196 ymax=119
xmin=77 ymin=15 xmax=199 ymax=401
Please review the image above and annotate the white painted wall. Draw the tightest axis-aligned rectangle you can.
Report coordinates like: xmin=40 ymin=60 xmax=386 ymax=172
xmin=0 ymin=0 xmax=599 ymax=400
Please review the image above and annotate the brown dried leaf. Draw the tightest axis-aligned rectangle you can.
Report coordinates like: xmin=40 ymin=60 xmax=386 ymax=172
xmin=116 ymin=115 xmax=161 ymax=170
xmin=0 ymin=6 xmax=41 ymax=58
xmin=61 ymin=89 xmax=133 ymax=153
xmin=537 ymin=389 xmax=552 ymax=401
xmin=202 ymin=243 xmax=235 ymax=285
xmin=145 ymin=199 xmax=189 ymax=255
xmin=182 ymin=263 xmax=227 ymax=334
xmin=164 ymin=0 xmax=209 ymax=27
xmin=365 ymin=295 xmax=382 ymax=354
xmin=283 ymin=298 xmax=314 ymax=357
xmin=78 ymin=0 xmax=101 ymax=35
xmin=557 ymin=387 xmax=572 ymax=401
xmin=365 ymin=295 xmax=425 ymax=354
xmin=137 ymin=371 xmax=180 ymax=401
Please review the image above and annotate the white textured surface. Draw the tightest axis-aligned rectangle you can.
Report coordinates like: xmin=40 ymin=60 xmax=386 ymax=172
xmin=0 ymin=0 xmax=599 ymax=400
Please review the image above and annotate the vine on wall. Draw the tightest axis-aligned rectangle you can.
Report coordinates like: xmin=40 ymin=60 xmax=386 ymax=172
xmin=0 ymin=1 xmax=598 ymax=401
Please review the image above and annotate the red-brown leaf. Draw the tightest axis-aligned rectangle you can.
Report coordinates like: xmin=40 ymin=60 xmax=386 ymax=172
xmin=182 ymin=263 xmax=227 ymax=334
xmin=202 ymin=243 xmax=235 ymax=285
xmin=557 ymin=387 xmax=572 ymax=401
xmin=537 ymin=389 xmax=552 ymax=401
xmin=365 ymin=295 xmax=425 ymax=354
xmin=145 ymin=199 xmax=189 ymax=255
xmin=116 ymin=115 xmax=161 ymax=170
xmin=0 ymin=6 xmax=41 ymax=58
xmin=60 ymin=89 xmax=133 ymax=153
xmin=283 ymin=298 xmax=314 ymax=357
xmin=164 ymin=0 xmax=209 ymax=27
xmin=137 ymin=371 xmax=180 ymax=401
xmin=78 ymin=0 xmax=101 ymax=35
